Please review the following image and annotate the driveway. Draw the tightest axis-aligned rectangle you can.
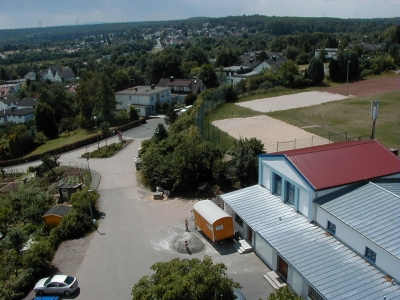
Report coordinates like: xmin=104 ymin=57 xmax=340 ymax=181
xmin=23 ymin=118 xmax=274 ymax=300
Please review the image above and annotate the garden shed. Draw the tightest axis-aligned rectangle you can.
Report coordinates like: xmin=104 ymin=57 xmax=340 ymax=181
xmin=57 ymin=182 xmax=82 ymax=202
xmin=42 ymin=204 xmax=72 ymax=227
xmin=193 ymin=200 xmax=234 ymax=243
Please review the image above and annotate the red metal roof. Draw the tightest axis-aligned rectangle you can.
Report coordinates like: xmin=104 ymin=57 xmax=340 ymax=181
xmin=274 ymin=140 xmax=400 ymax=190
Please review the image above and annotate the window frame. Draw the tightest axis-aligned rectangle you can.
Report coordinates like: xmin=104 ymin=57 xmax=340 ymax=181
xmin=235 ymin=214 xmax=243 ymax=227
xmin=327 ymin=221 xmax=336 ymax=234
xmin=273 ymin=173 xmax=282 ymax=197
xmin=285 ymin=181 xmax=295 ymax=206
xmin=365 ymin=247 xmax=377 ymax=263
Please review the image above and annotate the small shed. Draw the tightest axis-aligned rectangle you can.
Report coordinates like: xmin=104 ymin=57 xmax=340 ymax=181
xmin=57 ymin=183 xmax=82 ymax=202
xmin=42 ymin=204 xmax=72 ymax=227
xmin=193 ymin=200 xmax=234 ymax=243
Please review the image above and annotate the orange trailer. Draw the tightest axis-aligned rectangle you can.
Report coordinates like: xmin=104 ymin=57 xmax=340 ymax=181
xmin=193 ymin=200 xmax=235 ymax=243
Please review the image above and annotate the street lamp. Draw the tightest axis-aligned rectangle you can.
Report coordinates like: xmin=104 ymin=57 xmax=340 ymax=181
xmin=346 ymin=60 xmax=351 ymax=95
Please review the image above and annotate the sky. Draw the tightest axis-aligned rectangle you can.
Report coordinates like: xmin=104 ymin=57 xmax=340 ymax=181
xmin=0 ymin=0 xmax=399 ymax=30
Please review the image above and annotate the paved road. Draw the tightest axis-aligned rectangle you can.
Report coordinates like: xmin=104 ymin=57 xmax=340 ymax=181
xmin=23 ymin=118 xmax=274 ymax=300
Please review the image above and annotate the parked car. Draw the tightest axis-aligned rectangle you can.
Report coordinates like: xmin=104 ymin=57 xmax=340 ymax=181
xmin=34 ymin=275 xmax=78 ymax=296
xmin=234 ymin=289 xmax=246 ymax=300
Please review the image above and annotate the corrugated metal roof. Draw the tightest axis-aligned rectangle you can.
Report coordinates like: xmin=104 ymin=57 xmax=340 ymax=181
xmin=221 ymin=185 xmax=400 ymax=300
xmin=193 ymin=200 xmax=230 ymax=225
xmin=316 ymin=181 xmax=400 ymax=259
xmin=263 ymin=140 xmax=400 ymax=190
xmin=373 ymin=179 xmax=400 ymax=196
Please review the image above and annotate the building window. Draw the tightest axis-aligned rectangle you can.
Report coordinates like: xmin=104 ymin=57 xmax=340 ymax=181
xmin=129 ymin=96 xmax=132 ymax=101
xmin=327 ymin=221 xmax=336 ymax=234
xmin=365 ymin=247 xmax=376 ymax=263
xmin=274 ymin=174 xmax=282 ymax=196
xmin=161 ymin=92 xmax=164 ymax=97
xmin=235 ymin=214 xmax=243 ymax=227
xmin=151 ymin=96 xmax=154 ymax=101
xmin=179 ymin=86 xmax=184 ymax=91
xmin=285 ymin=181 xmax=295 ymax=206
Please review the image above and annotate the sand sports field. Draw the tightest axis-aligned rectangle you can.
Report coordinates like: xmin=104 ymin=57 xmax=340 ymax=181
xmin=236 ymin=91 xmax=349 ymax=112
xmin=213 ymin=91 xmax=349 ymax=153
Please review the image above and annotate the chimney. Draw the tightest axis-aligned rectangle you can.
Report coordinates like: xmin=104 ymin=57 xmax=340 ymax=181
xmin=272 ymin=55 xmax=276 ymax=61
xmin=170 ymin=76 xmax=174 ymax=82
xmin=249 ymin=58 xmax=253 ymax=63
xmin=389 ymin=148 xmax=398 ymax=156
xmin=151 ymin=84 xmax=155 ymax=89
xmin=135 ymin=87 xmax=138 ymax=91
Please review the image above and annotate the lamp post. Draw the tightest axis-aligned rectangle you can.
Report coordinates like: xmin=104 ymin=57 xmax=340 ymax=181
xmin=346 ymin=60 xmax=351 ymax=95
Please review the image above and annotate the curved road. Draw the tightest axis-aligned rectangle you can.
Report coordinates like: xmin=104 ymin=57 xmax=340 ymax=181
xmin=21 ymin=118 xmax=273 ymax=300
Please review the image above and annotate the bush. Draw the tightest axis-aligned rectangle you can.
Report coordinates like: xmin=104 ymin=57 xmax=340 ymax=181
xmin=22 ymin=238 xmax=55 ymax=274
xmin=0 ymin=268 xmax=34 ymax=300
xmin=82 ymin=142 xmax=124 ymax=158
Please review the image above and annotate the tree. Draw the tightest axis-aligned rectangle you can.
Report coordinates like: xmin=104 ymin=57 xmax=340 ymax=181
xmin=98 ymin=73 xmax=117 ymax=121
xmin=153 ymin=123 xmax=168 ymax=143
xmin=100 ymin=121 xmax=110 ymax=146
xmin=22 ymin=239 xmax=55 ymax=274
xmin=227 ymin=137 xmax=266 ymax=187
xmin=307 ymin=56 xmax=325 ymax=84
xmin=184 ymin=94 xmax=197 ymax=106
xmin=198 ymin=64 xmax=219 ymax=88
xmin=129 ymin=105 xmax=139 ymax=121
xmin=35 ymin=102 xmax=58 ymax=138
xmin=267 ymin=286 xmax=302 ymax=300
xmin=164 ymin=104 xmax=178 ymax=125
xmin=40 ymin=154 xmax=60 ymax=177
xmin=131 ymin=256 xmax=241 ymax=300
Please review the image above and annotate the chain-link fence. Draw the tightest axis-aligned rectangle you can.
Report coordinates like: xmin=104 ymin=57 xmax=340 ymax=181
xmin=196 ymin=98 xmax=226 ymax=145
xmin=275 ymin=132 xmax=372 ymax=152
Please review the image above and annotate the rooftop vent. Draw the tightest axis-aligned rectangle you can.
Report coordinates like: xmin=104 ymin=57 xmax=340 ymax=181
xmin=170 ymin=76 xmax=174 ymax=82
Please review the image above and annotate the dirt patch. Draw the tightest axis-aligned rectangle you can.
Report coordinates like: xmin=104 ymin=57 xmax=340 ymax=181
xmin=51 ymin=235 xmax=94 ymax=276
xmin=236 ymin=91 xmax=349 ymax=112
xmin=320 ymin=76 xmax=400 ymax=97
xmin=213 ymin=115 xmax=329 ymax=153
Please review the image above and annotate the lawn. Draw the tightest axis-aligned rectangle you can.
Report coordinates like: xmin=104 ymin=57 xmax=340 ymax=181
xmin=28 ymin=128 xmax=100 ymax=157
xmin=267 ymin=91 xmax=399 ymax=150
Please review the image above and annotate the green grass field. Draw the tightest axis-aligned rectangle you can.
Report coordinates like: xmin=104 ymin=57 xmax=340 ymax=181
xmin=267 ymin=91 xmax=399 ymax=149
xmin=206 ymin=84 xmax=399 ymax=151
xmin=28 ymin=128 xmax=100 ymax=157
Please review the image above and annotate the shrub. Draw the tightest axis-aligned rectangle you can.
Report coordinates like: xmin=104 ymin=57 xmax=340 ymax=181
xmin=22 ymin=238 xmax=55 ymax=274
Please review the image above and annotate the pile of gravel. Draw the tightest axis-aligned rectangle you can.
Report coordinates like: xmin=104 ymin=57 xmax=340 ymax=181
xmin=170 ymin=232 xmax=205 ymax=254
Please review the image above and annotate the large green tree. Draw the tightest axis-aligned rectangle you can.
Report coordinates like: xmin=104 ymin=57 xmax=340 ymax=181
xmin=227 ymin=137 xmax=266 ymax=187
xmin=198 ymin=63 xmax=219 ymax=88
xmin=131 ymin=256 xmax=241 ymax=300
xmin=35 ymin=102 xmax=58 ymax=138
xmin=307 ymin=56 xmax=325 ymax=84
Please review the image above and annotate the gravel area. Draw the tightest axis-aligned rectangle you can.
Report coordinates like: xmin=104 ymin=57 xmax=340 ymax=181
xmin=236 ymin=91 xmax=349 ymax=112
xmin=213 ymin=115 xmax=329 ymax=153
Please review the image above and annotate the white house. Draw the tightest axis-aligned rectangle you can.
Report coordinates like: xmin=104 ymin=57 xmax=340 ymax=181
xmin=114 ymin=85 xmax=172 ymax=117
xmin=220 ymin=140 xmax=400 ymax=299
xmin=0 ymin=108 xmax=35 ymax=124
xmin=314 ymin=48 xmax=338 ymax=59
xmin=157 ymin=77 xmax=207 ymax=103
xmin=45 ymin=66 xmax=76 ymax=83
xmin=17 ymin=97 xmax=38 ymax=109
xmin=221 ymin=52 xmax=286 ymax=85
xmin=0 ymin=95 xmax=18 ymax=110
